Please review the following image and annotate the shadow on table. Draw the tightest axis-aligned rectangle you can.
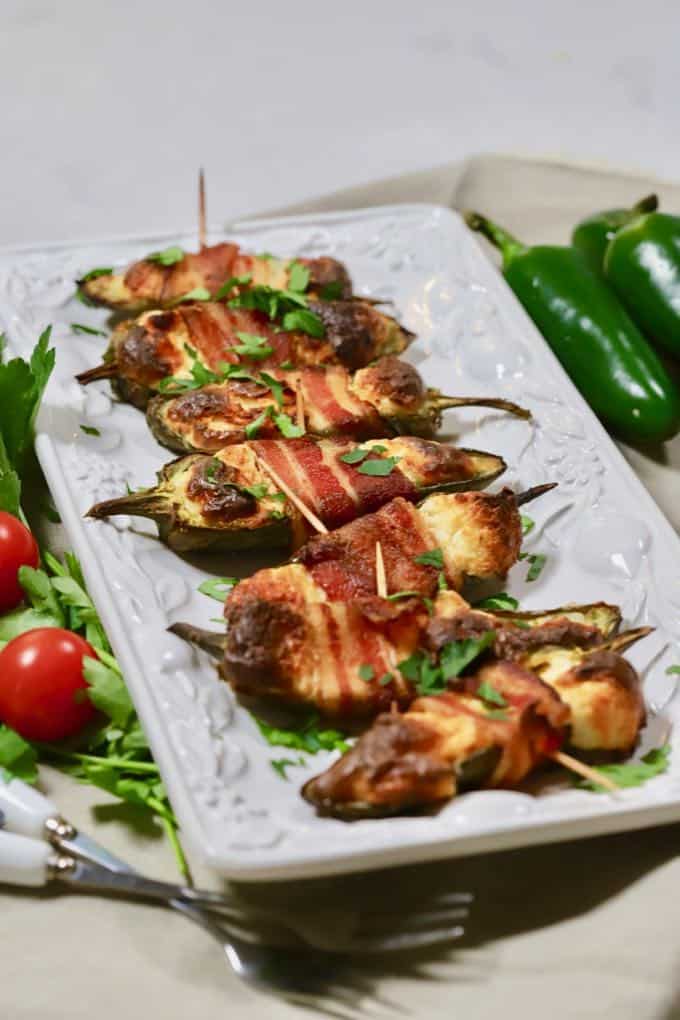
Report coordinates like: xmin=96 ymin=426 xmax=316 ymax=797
xmin=232 ymin=821 xmax=680 ymax=979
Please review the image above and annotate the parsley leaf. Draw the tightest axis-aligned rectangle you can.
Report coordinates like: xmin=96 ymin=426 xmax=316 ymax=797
xmin=273 ymin=411 xmax=304 ymax=438
xmin=0 ymin=725 xmax=38 ymax=784
xmin=198 ymin=577 xmax=238 ymax=601
xmin=476 ymin=677 xmax=507 ymax=707
xmin=71 ymin=322 xmax=107 ymax=337
xmin=83 ymin=657 xmax=134 ymax=729
xmin=146 ymin=246 xmax=184 ymax=266
xmin=340 ymin=447 xmax=370 ymax=465
xmin=255 ymin=712 xmax=349 ymax=754
xmin=357 ymin=456 xmax=400 ymax=477
xmin=521 ymin=514 xmax=535 ymax=536
xmin=233 ymin=332 xmax=274 ymax=360
xmin=214 ymin=274 xmax=252 ymax=301
xmin=174 ymin=287 xmax=211 ymax=304
xmin=243 ymin=483 xmax=269 ymax=500
xmin=0 ymin=326 xmax=55 ymax=476
xmin=574 ymin=745 xmax=671 ymax=791
xmin=414 ymin=548 xmax=444 ymax=569
xmin=245 ymin=406 xmax=274 ymax=439
xmin=441 ymin=632 xmax=496 ymax=681
xmin=282 ymin=308 xmax=325 ymax=337
xmin=358 ymin=664 xmax=375 ymax=682
xmin=271 ymin=758 xmax=303 ymax=780
xmin=525 ymin=553 xmax=547 ymax=582
xmin=287 ymin=261 xmax=310 ymax=293
xmin=80 ymin=424 xmax=101 ymax=437
xmin=474 ymin=592 xmax=519 ymax=611
xmin=259 ymin=371 xmax=285 ymax=407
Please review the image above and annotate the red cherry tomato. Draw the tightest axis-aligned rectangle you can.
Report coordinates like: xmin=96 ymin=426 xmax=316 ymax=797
xmin=0 ymin=628 xmax=97 ymax=741
xmin=0 ymin=511 xmax=39 ymax=613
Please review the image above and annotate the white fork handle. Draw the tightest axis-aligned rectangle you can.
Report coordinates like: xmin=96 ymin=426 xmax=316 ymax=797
xmin=0 ymin=776 xmax=57 ymax=838
xmin=0 ymin=831 xmax=51 ymax=887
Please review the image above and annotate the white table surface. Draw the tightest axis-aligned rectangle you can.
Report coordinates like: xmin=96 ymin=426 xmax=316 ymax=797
xmin=2 ymin=0 xmax=680 ymax=246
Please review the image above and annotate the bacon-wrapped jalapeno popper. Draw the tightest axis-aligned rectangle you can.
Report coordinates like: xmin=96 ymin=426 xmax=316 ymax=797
xmin=77 ymin=245 xmax=352 ymax=313
xmin=143 ymin=357 xmax=529 ymax=455
xmin=87 ymin=436 xmax=507 ymax=553
xmin=76 ymin=299 xmax=413 ymax=409
xmin=302 ymin=625 xmax=649 ymax=818
xmin=170 ymin=484 xmax=556 ymax=716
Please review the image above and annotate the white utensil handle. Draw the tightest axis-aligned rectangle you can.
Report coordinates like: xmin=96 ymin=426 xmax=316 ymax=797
xmin=0 ymin=776 xmax=57 ymax=838
xmin=0 ymin=831 xmax=50 ymax=887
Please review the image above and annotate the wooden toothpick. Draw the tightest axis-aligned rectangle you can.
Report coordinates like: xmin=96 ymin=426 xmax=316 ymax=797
xmin=295 ymin=378 xmax=306 ymax=431
xmin=198 ymin=168 xmax=207 ymax=250
xmin=375 ymin=540 xmax=387 ymax=597
xmin=258 ymin=460 xmax=328 ymax=535
xmin=550 ymin=749 xmax=619 ymax=793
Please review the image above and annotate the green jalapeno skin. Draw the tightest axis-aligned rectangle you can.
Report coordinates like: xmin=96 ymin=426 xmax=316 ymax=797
xmin=466 ymin=211 xmax=680 ymax=445
xmin=604 ymin=211 xmax=680 ymax=359
xmin=572 ymin=195 xmax=658 ymax=276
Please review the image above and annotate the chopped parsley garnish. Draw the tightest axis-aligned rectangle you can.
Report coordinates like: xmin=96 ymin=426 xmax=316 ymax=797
xmin=282 ymin=308 xmax=325 ymax=337
xmin=287 ymin=260 xmax=310 ymax=293
xmin=666 ymin=666 xmax=680 ymax=676
xmin=357 ymin=456 xmax=400 ymax=477
xmin=79 ymin=267 xmax=113 ymax=282
xmin=476 ymin=679 xmax=507 ymax=707
xmin=378 ymin=673 xmax=393 ymax=686
xmin=414 ymin=548 xmax=444 ymax=569
xmin=245 ymin=407 xmax=273 ymax=440
xmin=358 ymin=663 xmax=375 ymax=682
xmin=80 ymin=424 xmax=101 ymax=437
xmin=273 ymin=411 xmax=304 ymax=438
xmin=397 ymin=632 xmax=495 ymax=696
xmin=437 ymin=571 xmax=449 ymax=591
xmin=197 ymin=577 xmax=238 ymax=601
xmin=233 ymin=332 xmax=274 ymax=360
xmin=228 ymin=279 xmax=324 ymax=338
xmin=525 ymin=553 xmax=547 ymax=582
xmin=440 ymin=632 xmax=496 ymax=681
xmin=574 ymin=745 xmax=670 ymax=791
xmin=255 ymin=712 xmax=349 ymax=754
xmin=71 ymin=322 xmax=107 ymax=337
xmin=484 ymin=708 xmax=509 ymax=720
xmin=259 ymin=371 xmax=284 ymax=407
xmin=243 ymin=483 xmax=269 ymax=500
xmin=319 ymin=280 xmax=344 ymax=301
xmin=474 ymin=592 xmax=519 ymax=611
xmin=204 ymin=458 xmax=222 ymax=482
xmin=270 ymin=758 xmax=304 ymax=780
xmin=340 ymin=446 xmax=370 ymax=465
xmin=279 ymin=360 xmax=295 ymax=370
xmin=521 ymin=514 xmax=535 ymax=536
xmin=147 ymin=245 xmax=184 ymax=266
xmin=173 ymin=286 xmax=211 ymax=304
xmin=214 ymin=274 xmax=252 ymax=301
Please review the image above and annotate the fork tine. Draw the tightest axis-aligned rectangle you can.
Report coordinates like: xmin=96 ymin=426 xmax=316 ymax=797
xmin=351 ymin=924 xmax=466 ymax=954
xmin=357 ymin=905 xmax=469 ymax=935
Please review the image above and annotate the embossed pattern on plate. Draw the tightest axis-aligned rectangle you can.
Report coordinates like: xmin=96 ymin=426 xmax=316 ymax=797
xmin=1 ymin=204 xmax=680 ymax=879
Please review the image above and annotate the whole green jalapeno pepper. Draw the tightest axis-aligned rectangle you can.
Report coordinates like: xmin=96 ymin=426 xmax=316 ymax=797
xmin=465 ymin=211 xmax=680 ymax=445
xmin=603 ymin=208 xmax=680 ymax=359
xmin=572 ymin=194 xmax=658 ymax=275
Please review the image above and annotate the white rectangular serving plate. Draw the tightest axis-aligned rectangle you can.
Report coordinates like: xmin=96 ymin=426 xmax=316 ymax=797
xmin=2 ymin=203 xmax=680 ymax=881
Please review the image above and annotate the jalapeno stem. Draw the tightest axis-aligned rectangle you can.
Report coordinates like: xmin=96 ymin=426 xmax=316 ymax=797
xmin=632 ymin=193 xmax=658 ymax=216
xmin=87 ymin=489 xmax=167 ymax=521
xmin=514 ymin=482 xmax=558 ymax=507
xmin=169 ymin=622 xmax=227 ymax=659
xmin=464 ymin=211 xmax=527 ymax=267
xmin=433 ymin=394 xmax=531 ymax=420
xmin=76 ymin=361 xmax=118 ymax=384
